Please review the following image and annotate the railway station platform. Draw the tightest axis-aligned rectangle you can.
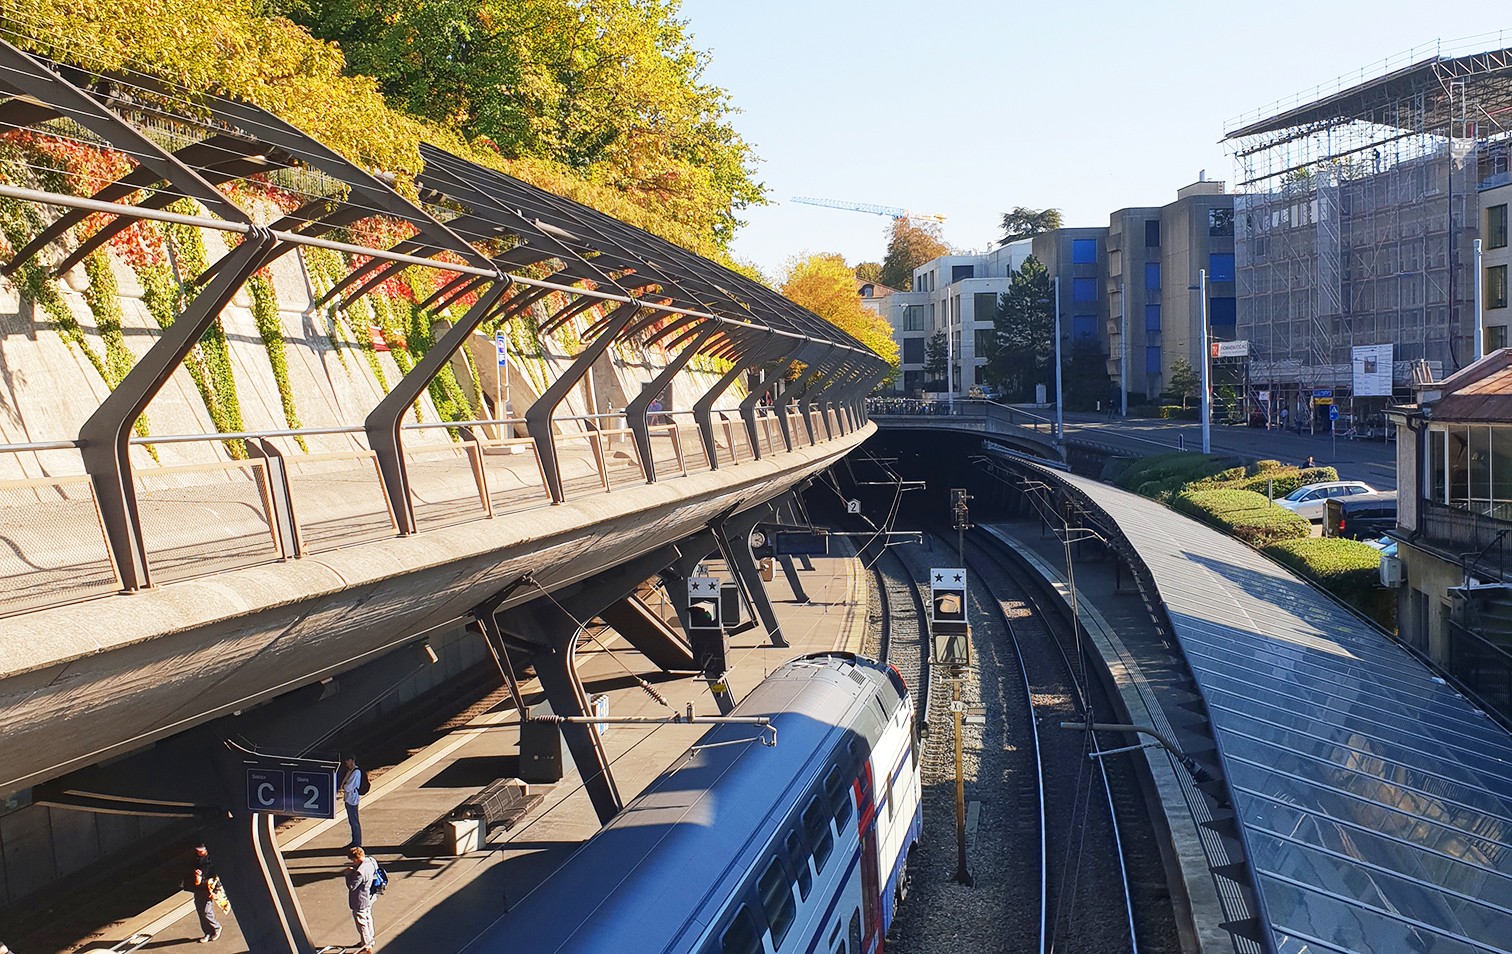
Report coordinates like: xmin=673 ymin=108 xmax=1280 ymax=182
xmin=44 ymin=548 xmax=869 ymax=954
xmin=988 ymin=464 xmax=1512 ymax=954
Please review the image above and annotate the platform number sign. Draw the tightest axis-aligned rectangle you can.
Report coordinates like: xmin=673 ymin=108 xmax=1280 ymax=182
xmin=246 ymin=764 xmax=337 ymax=819
xmin=495 ymin=331 xmax=508 ymax=366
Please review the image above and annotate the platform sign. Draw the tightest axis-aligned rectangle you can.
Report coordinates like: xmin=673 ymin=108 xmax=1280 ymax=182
xmin=495 ymin=332 xmax=508 ymax=366
xmin=245 ymin=763 xmax=337 ymax=819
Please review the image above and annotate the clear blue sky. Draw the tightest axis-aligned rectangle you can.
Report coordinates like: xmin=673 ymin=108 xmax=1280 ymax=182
xmin=676 ymin=1 xmax=1507 ymax=281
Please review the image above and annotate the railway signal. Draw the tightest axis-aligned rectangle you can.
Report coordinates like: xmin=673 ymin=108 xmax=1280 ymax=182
xmin=931 ymin=557 xmax=974 ymax=887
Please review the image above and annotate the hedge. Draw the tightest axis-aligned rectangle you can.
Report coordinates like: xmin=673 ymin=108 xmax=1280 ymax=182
xmin=1173 ymin=488 xmax=1312 ymax=546
xmin=1263 ymin=538 xmax=1396 ymax=628
xmin=1110 ymin=452 xmax=1243 ymax=502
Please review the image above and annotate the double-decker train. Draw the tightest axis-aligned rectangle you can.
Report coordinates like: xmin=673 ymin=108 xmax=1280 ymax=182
xmin=465 ymin=652 xmax=923 ymax=953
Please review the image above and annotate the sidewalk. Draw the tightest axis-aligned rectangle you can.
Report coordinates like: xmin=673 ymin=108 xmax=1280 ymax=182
xmin=68 ymin=548 xmax=869 ymax=954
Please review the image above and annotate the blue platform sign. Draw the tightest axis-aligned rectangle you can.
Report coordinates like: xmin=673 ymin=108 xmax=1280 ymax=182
xmin=1329 ymin=405 xmax=1340 ymax=421
xmin=246 ymin=765 xmax=337 ymax=819
xmin=495 ymin=332 xmax=508 ymax=366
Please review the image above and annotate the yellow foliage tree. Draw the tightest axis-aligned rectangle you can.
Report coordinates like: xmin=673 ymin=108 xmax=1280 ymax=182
xmin=780 ymin=253 xmax=899 ymax=370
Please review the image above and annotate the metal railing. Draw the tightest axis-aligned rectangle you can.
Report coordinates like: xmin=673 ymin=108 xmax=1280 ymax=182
xmin=1421 ymin=500 xmax=1512 ymax=581
xmin=867 ymin=398 xmax=1056 ymax=433
xmin=0 ymin=402 xmax=851 ymax=619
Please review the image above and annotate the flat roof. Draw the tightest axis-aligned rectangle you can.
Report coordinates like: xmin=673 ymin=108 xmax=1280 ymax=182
xmin=1226 ymin=47 xmax=1512 ymax=141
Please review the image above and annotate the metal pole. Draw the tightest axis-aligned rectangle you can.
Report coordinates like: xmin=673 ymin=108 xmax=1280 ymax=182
xmin=946 ymin=300 xmax=955 ymax=411
xmin=1053 ymin=274 xmax=1063 ymax=440
xmin=953 ymin=675 xmax=971 ymax=886
xmin=1475 ymin=238 xmax=1485 ymax=362
xmin=1120 ymin=279 xmax=1128 ymax=417
xmin=1199 ymin=268 xmax=1211 ymax=455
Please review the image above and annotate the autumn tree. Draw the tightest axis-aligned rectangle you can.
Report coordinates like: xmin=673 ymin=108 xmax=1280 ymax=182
xmin=988 ymin=256 xmax=1054 ymax=401
xmin=269 ymin=0 xmax=764 ymax=249
xmin=879 ymin=217 xmax=949 ymax=291
xmin=997 ymin=206 xmax=1063 ymax=246
xmin=854 ymin=261 xmax=883 ymax=283
xmin=780 ymin=254 xmax=900 ymax=371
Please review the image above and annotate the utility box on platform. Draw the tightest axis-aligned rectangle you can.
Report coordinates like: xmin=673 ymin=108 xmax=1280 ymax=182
xmin=519 ymin=704 xmax=563 ymax=783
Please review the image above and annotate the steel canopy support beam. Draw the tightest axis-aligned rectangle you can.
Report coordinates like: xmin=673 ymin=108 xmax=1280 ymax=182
xmin=694 ymin=333 xmax=784 ymax=469
xmin=77 ymin=232 xmax=275 ymax=590
xmin=626 ymin=322 xmax=716 ymax=482
xmin=364 ymin=280 xmax=509 ymax=534
xmin=598 ymin=595 xmax=698 ymax=672
xmin=709 ymin=504 xmax=786 ymax=647
xmin=499 ymin=546 xmax=679 ymax=823
xmin=770 ymin=342 xmax=828 ymax=452
xmin=199 ymin=800 xmax=319 ymax=954
xmin=526 ymin=301 xmax=641 ymax=503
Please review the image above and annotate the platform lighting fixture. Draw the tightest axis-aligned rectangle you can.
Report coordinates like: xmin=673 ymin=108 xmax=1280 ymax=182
xmin=1188 ymin=270 xmax=1211 ymax=455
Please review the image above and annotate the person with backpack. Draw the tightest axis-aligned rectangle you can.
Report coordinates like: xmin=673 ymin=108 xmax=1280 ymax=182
xmin=345 ymin=846 xmax=380 ymax=953
xmin=340 ymin=755 xmax=368 ymax=849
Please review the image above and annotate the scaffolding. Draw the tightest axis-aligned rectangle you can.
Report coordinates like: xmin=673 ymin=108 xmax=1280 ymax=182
xmin=1225 ymin=40 xmax=1512 ymax=423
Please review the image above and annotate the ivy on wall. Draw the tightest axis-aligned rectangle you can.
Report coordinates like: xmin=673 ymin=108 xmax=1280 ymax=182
xmin=247 ymin=274 xmax=306 ymax=451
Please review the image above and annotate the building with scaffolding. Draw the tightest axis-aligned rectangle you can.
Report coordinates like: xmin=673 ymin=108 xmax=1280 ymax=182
xmin=1225 ymin=43 xmax=1512 ymax=433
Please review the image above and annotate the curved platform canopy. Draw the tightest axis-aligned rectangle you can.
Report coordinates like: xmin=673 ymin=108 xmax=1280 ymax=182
xmin=1046 ymin=468 xmax=1512 ymax=954
xmin=0 ymin=35 xmax=885 ymax=382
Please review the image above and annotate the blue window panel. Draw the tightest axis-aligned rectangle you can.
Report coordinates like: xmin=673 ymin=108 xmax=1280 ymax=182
xmin=1072 ymin=315 xmax=1098 ymax=338
xmin=1145 ymin=346 xmax=1162 ymax=375
xmin=1072 ymin=238 xmax=1097 ymax=264
xmin=1145 ymin=262 xmax=1160 ymax=290
xmin=1072 ymin=277 xmax=1097 ymax=302
xmin=1209 ymin=253 xmax=1235 ymax=282
xmin=1209 ymin=296 xmax=1237 ymax=332
xmin=1145 ymin=303 xmax=1161 ymax=333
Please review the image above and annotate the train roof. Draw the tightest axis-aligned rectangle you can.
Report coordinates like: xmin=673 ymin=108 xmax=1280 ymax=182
xmin=462 ymin=654 xmax=900 ymax=954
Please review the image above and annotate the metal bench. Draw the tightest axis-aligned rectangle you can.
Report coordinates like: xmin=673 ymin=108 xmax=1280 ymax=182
xmin=446 ymin=778 xmax=543 ymax=853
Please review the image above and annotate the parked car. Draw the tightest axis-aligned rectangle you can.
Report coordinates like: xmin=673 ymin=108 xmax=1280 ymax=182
xmin=1275 ymin=480 xmax=1378 ymax=522
xmin=1323 ymin=492 xmax=1399 ymax=541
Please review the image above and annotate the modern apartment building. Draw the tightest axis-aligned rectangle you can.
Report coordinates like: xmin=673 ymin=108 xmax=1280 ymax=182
xmin=883 ymin=241 xmax=1033 ymax=396
xmin=1106 ymin=180 xmax=1238 ymax=406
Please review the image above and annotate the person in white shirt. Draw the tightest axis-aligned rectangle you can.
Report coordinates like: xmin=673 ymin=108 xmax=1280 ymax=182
xmin=339 ymin=755 xmax=364 ymax=849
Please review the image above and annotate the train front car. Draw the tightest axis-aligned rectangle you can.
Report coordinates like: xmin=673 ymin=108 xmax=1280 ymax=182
xmin=465 ymin=652 xmax=921 ymax=954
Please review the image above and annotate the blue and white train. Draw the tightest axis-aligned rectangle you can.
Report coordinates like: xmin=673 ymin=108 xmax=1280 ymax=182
xmin=467 ymin=652 xmax=923 ymax=954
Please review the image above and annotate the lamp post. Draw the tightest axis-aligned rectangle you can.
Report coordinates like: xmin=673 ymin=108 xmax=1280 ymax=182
xmin=1053 ymin=274 xmax=1063 ymax=440
xmin=1189 ymin=269 xmax=1211 ymax=454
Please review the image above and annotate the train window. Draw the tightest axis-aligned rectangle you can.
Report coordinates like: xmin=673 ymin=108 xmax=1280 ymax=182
xmin=848 ymin=909 xmax=862 ymax=953
xmin=803 ymin=798 xmax=834 ymax=872
xmin=720 ymin=905 xmax=762 ymax=954
xmin=825 ymin=768 xmax=852 ymax=829
xmin=784 ymin=832 xmax=812 ymax=900
xmin=757 ymin=858 xmax=796 ymax=949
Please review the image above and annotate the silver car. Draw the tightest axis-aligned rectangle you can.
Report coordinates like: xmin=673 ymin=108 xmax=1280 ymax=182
xmin=1275 ymin=480 xmax=1378 ymax=522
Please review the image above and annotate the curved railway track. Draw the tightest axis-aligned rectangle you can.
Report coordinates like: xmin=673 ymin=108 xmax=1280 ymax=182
xmin=874 ymin=519 xmax=1177 ymax=954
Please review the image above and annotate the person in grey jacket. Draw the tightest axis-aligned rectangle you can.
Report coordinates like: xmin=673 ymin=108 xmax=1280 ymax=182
xmin=345 ymin=846 xmax=379 ymax=953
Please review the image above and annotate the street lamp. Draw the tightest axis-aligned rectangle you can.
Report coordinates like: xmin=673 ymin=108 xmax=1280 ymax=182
xmin=1053 ymin=274 xmax=1063 ymax=440
xmin=1188 ymin=270 xmax=1211 ymax=454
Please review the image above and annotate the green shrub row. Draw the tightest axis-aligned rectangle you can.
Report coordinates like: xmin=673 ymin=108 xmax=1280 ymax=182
xmin=1173 ymin=488 xmax=1312 ymax=546
xmin=1263 ymin=538 xmax=1397 ymax=626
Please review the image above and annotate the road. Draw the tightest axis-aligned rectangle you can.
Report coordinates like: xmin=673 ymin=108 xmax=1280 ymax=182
xmin=1060 ymin=411 xmax=1398 ymax=491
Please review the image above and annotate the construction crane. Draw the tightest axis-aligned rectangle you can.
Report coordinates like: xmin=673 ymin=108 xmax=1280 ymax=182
xmin=791 ymin=196 xmax=946 ymax=224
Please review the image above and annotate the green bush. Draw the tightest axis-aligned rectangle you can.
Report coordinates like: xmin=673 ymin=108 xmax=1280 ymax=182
xmin=1110 ymin=452 xmax=1243 ymax=502
xmin=1158 ymin=405 xmax=1198 ymax=420
xmin=1264 ymin=537 xmax=1396 ymax=628
xmin=1174 ymin=488 xmax=1312 ymax=546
